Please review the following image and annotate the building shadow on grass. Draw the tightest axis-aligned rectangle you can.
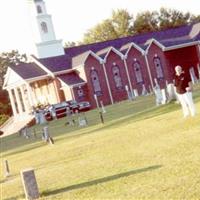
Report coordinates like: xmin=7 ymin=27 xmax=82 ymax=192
xmin=42 ymin=165 xmax=162 ymax=197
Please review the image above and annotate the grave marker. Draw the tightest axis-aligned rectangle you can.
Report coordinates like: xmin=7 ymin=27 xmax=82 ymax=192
xmin=21 ymin=169 xmax=39 ymax=200
xmin=4 ymin=160 xmax=10 ymax=177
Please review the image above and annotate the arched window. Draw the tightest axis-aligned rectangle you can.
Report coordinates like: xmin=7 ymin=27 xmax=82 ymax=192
xmin=41 ymin=22 xmax=48 ymax=33
xmin=91 ymin=70 xmax=101 ymax=95
xmin=153 ymin=57 xmax=164 ymax=79
xmin=112 ymin=65 xmax=123 ymax=89
xmin=37 ymin=5 xmax=42 ymax=14
xmin=133 ymin=61 xmax=143 ymax=83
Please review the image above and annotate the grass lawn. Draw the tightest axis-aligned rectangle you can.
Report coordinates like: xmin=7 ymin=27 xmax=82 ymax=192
xmin=1 ymin=85 xmax=200 ymax=200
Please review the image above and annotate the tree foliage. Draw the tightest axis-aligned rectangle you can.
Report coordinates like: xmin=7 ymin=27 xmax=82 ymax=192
xmin=83 ymin=9 xmax=134 ymax=44
xmin=82 ymin=8 xmax=200 ymax=44
xmin=134 ymin=11 xmax=159 ymax=34
xmin=0 ymin=50 xmax=27 ymax=89
xmin=64 ymin=41 xmax=77 ymax=48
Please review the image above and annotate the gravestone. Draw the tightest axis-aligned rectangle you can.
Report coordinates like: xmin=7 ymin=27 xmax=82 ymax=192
xmin=22 ymin=126 xmax=30 ymax=139
xmin=141 ymin=84 xmax=148 ymax=96
xmin=166 ymin=83 xmax=176 ymax=101
xmin=149 ymin=85 xmax=153 ymax=94
xmin=94 ymin=94 xmax=100 ymax=109
xmin=154 ymin=85 xmax=163 ymax=106
xmin=133 ymin=89 xmax=138 ymax=97
xmin=100 ymin=101 xmax=106 ymax=113
xmin=43 ymin=126 xmax=49 ymax=142
xmin=189 ymin=67 xmax=198 ymax=84
xmin=99 ymin=111 xmax=104 ymax=124
xmin=21 ymin=169 xmax=39 ymax=200
xmin=4 ymin=160 xmax=10 ymax=177
xmin=42 ymin=126 xmax=54 ymax=144
xmin=65 ymin=107 xmax=75 ymax=126
xmin=161 ymin=88 xmax=167 ymax=104
xmin=125 ymin=85 xmax=132 ymax=100
xmin=78 ymin=113 xmax=88 ymax=127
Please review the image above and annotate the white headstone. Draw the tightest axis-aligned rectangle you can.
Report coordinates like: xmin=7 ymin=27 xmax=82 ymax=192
xmin=133 ymin=89 xmax=138 ymax=97
xmin=166 ymin=83 xmax=176 ymax=101
xmin=94 ymin=94 xmax=100 ymax=109
xmin=79 ymin=118 xmax=87 ymax=126
xmin=161 ymin=89 xmax=167 ymax=104
xmin=141 ymin=84 xmax=148 ymax=96
xmin=154 ymin=85 xmax=163 ymax=106
xmin=189 ymin=67 xmax=197 ymax=84
xmin=100 ymin=101 xmax=106 ymax=113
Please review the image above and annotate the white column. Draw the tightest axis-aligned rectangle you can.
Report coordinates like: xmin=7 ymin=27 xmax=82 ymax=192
xmin=102 ymin=63 xmax=114 ymax=104
xmin=26 ymin=84 xmax=34 ymax=107
xmin=144 ymin=53 xmax=154 ymax=89
xmin=20 ymin=86 xmax=29 ymax=113
xmin=53 ymin=80 xmax=60 ymax=103
xmin=70 ymin=87 xmax=75 ymax=100
xmin=8 ymin=89 xmax=17 ymax=116
xmin=123 ymin=57 xmax=134 ymax=98
xmin=14 ymin=87 xmax=23 ymax=114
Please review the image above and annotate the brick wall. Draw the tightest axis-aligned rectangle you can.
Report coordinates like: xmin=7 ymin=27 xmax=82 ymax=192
xmin=125 ymin=47 xmax=151 ymax=94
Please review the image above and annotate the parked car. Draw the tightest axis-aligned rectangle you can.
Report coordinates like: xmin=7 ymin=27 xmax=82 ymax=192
xmin=44 ymin=100 xmax=91 ymax=121
xmin=44 ymin=101 xmax=68 ymax=121
xmin=66 ymin=100 xmax=79 ymax=112
xmin=77 ymin=101 xmax=91 ymax=112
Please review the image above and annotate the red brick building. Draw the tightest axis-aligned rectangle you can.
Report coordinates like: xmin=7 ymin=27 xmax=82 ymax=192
xmin=3 ymin=0 xmax=200 ymax=118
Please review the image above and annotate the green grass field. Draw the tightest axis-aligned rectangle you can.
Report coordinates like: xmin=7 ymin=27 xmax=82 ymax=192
xmin=1 ymin=86 xmax=200 ymax=200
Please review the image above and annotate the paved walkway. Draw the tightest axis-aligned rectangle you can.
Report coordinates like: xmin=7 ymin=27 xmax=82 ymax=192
xmin=0 ymin=115 xmax=34 ymax=138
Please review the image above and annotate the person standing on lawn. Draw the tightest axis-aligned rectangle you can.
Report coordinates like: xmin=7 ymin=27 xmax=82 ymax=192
xmin=174 ymin=65 xmax=196 ymax=118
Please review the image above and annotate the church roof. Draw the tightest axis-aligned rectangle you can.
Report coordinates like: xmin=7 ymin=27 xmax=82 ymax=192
xmin=65 ymin=23 xmax=196 ymax=57
xmin=57 ymin=72 xmax=85 ymax=87
xmin=7 ymin=23 xmax=200 ymax=82
xmin=33 ymin=54 xmax=72 ymax=73
xmin=10 ymin=62 xmax=47 ymax=80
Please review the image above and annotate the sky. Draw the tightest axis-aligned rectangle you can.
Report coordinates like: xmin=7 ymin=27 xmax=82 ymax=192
xmin=0 ymin=0 xmax=199 ymax=55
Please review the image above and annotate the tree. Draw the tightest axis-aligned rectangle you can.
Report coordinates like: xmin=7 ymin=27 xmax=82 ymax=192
xmin=83 ymin=9 xmax=134 ymax=44
xmin=83 ymin=19 xmax=118 ymax=44
xmin=190 ymin=14 xmax=200 ymax=23
xmin=112 ymin=9 xmax=134 ymax=37
xmin=158 ymin=8 xmax=192 ymax=30
xmin=0 ymin=50 xmax=27 ymax=89
xmin=82 ymin=8 xmax=200 ymax=44
xmin=134 ymin=11 xmax=159 ymax=34
xmin=64 ymin=41 xmax=77 ymax=48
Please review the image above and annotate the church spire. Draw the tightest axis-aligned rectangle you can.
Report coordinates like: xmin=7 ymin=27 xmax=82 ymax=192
xmin=33 ymin=0 xmax=64 ymax=58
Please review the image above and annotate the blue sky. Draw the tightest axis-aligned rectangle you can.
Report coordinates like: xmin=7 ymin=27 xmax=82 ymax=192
xmin=0 ymin=0 xmax=199 ymax=54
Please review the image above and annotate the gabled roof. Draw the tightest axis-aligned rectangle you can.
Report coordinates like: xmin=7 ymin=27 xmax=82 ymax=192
xmin=96 ymin=46 xmax=124 ymax=60
xmin=57 ymin=72 xmax=86 ymax=87
xmin=4 ymin=23 xmax=200 ymax=87
xmin=33 ymin=54 xmax=72 ymax=73
xmin=65 ymin=23 xmax=195 ymax=57
xmin=10 ymin=62 xmax=47 ymax=80
xmin=72 ymin=50 xmax=102 ymax=68
xmin=120 ymin=42 xmax=145 ymax=55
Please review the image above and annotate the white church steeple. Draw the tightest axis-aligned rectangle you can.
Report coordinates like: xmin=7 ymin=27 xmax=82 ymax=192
xmin=33 ymin=0 xmax=64 ymax=58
